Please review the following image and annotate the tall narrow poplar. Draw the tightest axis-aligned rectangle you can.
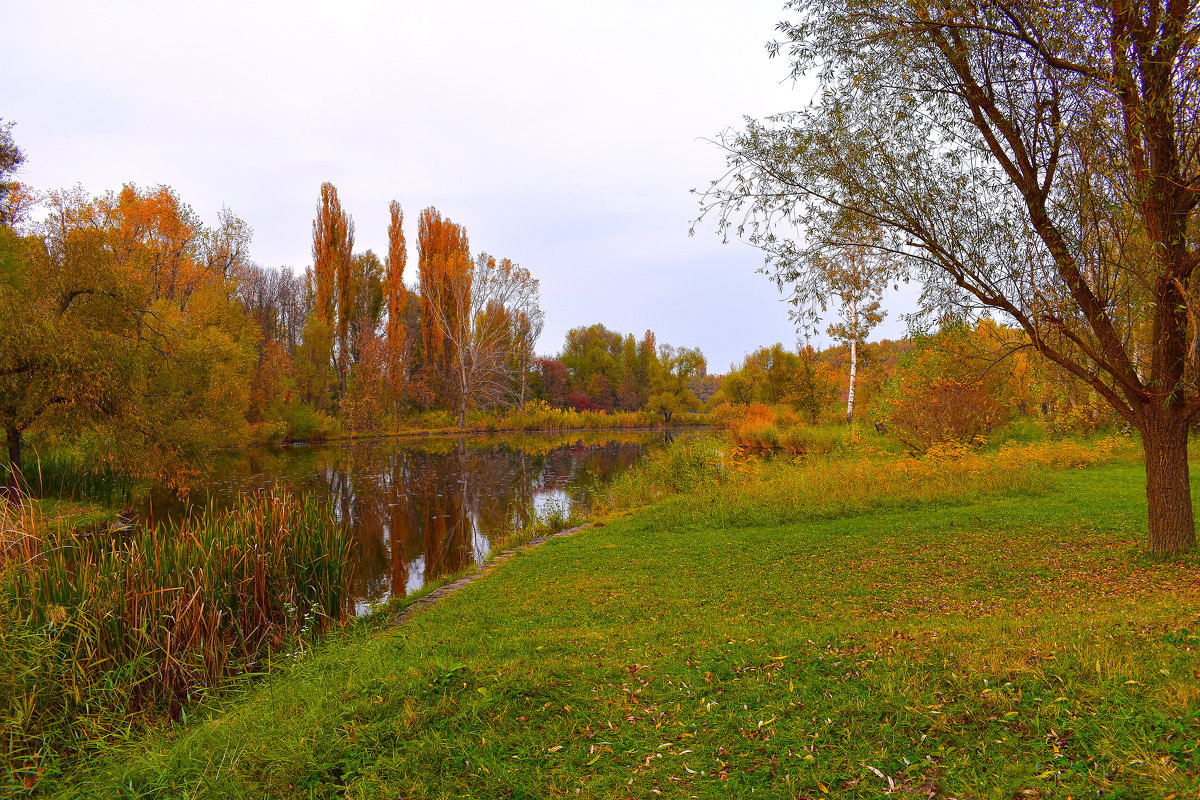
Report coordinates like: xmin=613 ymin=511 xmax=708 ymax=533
xmin=385 ymin=200 xmax=408 ymax=419
xmin=311 ymin=182 xmax=354 ymax=392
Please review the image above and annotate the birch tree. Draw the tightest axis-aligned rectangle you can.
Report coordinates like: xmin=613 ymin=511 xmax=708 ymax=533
xmin=701 ymin=0 xmax=1200 ymax=554
xmin=509 ymin=281 xmax=544 ymax=408
xmin=804 ymin=216 xmax=897 ymax=424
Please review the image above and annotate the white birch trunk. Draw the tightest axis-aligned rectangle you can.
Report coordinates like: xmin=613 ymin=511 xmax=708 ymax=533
xmin=846 ymin=297 xmax=858 ymax=425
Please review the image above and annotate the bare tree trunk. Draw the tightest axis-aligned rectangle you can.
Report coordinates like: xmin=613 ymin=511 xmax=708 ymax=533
xmin=5 ymin=425 xmax=22 ymax=500
xmin=845 ymin=298 xmax=858 ymax=425
xmin=1138 ymin=406 xmax=1196 ymax=554
xmin=457 ymin=359 xmax=469 ymax=428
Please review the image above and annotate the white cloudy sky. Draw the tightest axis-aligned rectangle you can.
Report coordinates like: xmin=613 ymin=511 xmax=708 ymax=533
xmin=6 ymin=0 xmax=912 ymax=369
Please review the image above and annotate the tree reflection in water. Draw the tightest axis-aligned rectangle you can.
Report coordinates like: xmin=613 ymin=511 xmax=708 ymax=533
xmin=144 ymin=430 xmax=692 ymax=611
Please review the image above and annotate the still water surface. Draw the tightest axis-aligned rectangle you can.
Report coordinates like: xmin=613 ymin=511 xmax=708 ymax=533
xmin=147 ymin=430 xmax=688 ymax=610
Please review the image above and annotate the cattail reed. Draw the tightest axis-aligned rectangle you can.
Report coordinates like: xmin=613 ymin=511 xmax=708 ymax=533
xmin=1 ymin=487 xmax=353 ymax=777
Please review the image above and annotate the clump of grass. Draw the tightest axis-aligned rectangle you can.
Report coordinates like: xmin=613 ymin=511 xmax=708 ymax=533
xmin=0 ymin=487 xmax=353 ymax=790
xmin=599 ymin=435 xmax=727 ymax=510
xmin=488 ymin=496 xmax=586 ymax=553
xmin=714 ymin=402 xmax=872 ymax=455
xmin=533 ymin=496 xmax=580 ymax=536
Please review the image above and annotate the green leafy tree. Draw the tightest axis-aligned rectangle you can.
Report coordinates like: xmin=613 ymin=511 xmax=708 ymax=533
xmin=0 ymin=226 xmax=141 ymax=496
xmin=702 ymin=0 xmax=1200 ymax=553
xmin=647 ymin=345 xmax=705 ymax=423
xmin=561 ymin=324 xmax=626 ymax=410
xmin=295 ymin=314 xmax=335 ymax=412
xmin=349 ymin=249 xmax=385 ymax=365
xmin=785 ymin=347 xmax=840 ymax=425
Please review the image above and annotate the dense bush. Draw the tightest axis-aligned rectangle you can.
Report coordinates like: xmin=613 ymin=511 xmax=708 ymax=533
xmin=710 ymin=402 xmax=847 ymax=456
xmin=876 ymin=322 xmax=1016 ymax=451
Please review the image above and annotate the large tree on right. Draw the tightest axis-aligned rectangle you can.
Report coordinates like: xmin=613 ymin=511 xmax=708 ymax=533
xmin=702 ymin=0 xmax=1200 ymax=553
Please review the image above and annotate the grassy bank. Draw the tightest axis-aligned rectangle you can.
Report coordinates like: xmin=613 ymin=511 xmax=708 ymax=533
xmin=53 ymin=437 xmax=1200 ymax=798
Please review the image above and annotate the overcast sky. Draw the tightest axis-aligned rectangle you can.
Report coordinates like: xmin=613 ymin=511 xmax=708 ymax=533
xmin=6 ymin=0 xmax=913 ymax=370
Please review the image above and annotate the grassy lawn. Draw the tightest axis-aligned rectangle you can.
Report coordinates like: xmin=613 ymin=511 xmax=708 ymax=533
xmin=66 ymin=459 xmax=1200 ymax=799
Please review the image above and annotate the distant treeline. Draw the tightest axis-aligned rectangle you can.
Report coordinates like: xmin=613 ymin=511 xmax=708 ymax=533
xmin=0 ymin=161 xmax=707 ymax=491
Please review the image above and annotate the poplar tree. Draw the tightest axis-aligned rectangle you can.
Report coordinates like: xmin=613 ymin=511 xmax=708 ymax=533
xmin=385 ymin=200 xmax=408 ymax=419
xmin=311 ymin=182 xmax=354 ymax=393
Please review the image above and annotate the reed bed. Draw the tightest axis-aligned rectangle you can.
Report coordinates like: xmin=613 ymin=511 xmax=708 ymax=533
xmin=0 ymin=488 xmax=353 ymax=789
xmin=16 ymin=449 xmax=135 ymax=507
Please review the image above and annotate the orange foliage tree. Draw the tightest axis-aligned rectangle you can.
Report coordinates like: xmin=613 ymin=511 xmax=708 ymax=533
xmin=417 ymin=206 xmax=469 ymax=407
xmin=877 ymin=321 xmax=1020 ymax=451
xmin=385 ymin=200 xmax=408 ymax=420
xmin=311 ymin=182 xmax=355 ymax=392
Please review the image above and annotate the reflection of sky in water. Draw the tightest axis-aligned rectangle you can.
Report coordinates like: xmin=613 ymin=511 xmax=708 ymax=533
xmin=148 ymin=430 xmax=697 ymax=612
xmin=533 ymin=489 xmax=572 ymax=515
xmin=407 ymin=555 xmax=426 ymax=596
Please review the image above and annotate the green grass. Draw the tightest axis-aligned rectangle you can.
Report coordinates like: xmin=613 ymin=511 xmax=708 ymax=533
xmin=51 ymin=451 xmax=1200 ymax=799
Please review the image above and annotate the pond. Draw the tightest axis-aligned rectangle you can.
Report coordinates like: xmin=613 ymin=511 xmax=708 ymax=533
xmin=144 ymin=429 xmax=692 ymax=611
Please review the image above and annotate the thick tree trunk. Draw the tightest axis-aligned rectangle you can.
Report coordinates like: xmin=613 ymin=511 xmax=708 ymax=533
xmin=5 ymin=425 xmax=23 ymax=501
xmin=1138 ymin=407 xmax=1196 ymax=554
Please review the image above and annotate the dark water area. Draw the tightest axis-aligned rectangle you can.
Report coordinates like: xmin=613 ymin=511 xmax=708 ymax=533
xmin=145 ymin=429 xmax=694 ymax=611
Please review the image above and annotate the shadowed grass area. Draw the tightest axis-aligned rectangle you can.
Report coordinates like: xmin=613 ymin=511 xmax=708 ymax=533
xmin=56 ymin=446 xmax=1200 ymax=799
